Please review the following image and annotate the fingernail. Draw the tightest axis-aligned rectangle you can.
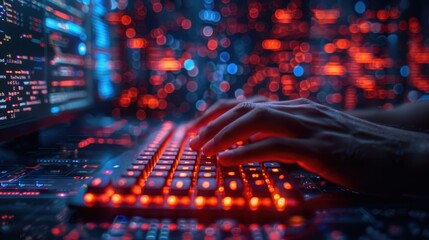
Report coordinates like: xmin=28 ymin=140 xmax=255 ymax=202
xmin=202 ymin=139 xmax=214 ymax=156
xmin=189 ymin=135 xmax=200 ymax=149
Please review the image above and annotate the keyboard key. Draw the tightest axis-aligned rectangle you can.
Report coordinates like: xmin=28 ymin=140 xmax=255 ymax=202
xmin=177 ymin=165 xmax=194 ymax=171
xmin=178 ymin=160 xmax=195 ymax=165
xmin=265 ymin=168 xmax=288 ymax=184
xmin=174 ymin=171 xmax=193 ymax=178
xmin=160 ymin=155 xmax=175 ymax=160
xmin=87 ymin=176 xmax=110 ymax=193
xmin=144 ymin=177 xmax=165 ymax=195
xmin=263 ymin=162 xmax=281 ymax=168
xmin=113 ymin=178 xmax=137 ymax=194
xmin=122 ymin=170 xmax=142 ymax=178
xmin=162 ymin=151 xmax=177 ymax=156
xmin=222 ymin=170 xmax=239 ymax=178
xmin=170 ymin=178 xmax=191 ymax=196
xmin=248 ymin=179 xmax=271 ymax=198
xmin=243 ymin=167 xmax=262 ymax=172
xmin=158 ymin=160 xmax=174 ymax=165
xmin=197 ymin=178 xmax=217 ymax=196
xmin=198 ymin=171 xmax=216 ymax=178
xmin=150 ymin=170 xmax=169 ymax=178
xmin=132 ymin=160 xmax=149 ymax=165
xmin=274 ymin=181 xmax=295 ymax=196
xmin=181 ymin=151 xmax=198 ymax=156
xmin=223 ymin=178 xmax=243 ymax=197
xmin=180 ymin=155 xmax=196 ymax=160
xmin=245 ymin=172 xmax=264 ymax=180
xmin=137 ymin=155 xmax=152 ymax=160
xmin=128 ymin=165 xmax=146 ymax=171
xmin=200 ymin=160 xmax=216 ymax=166
xmin=154 ymin=165 xmax=171 ymax=171
xmin=243 ymin=162 xmax=260 ymax=167
xmin=200 ymin=166 xmax=216 ymax=171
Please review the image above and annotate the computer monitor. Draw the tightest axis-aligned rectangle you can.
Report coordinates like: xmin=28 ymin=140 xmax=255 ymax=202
xmin=0 ymin=0 xmax=114 ymax=140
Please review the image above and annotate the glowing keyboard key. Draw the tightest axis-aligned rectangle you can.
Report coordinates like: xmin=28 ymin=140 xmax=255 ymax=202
xmin=170 ymin=178 xmax=191 ymax=196
xmin=197 ymin=178 xmax=216 ymax=196
xmin=224 ymin=178 xmax=243 ymax=197
xmin=198 ymin=171 xmax=216 ymax=178
xmin=174 ymin=171 xmax=192 ymax=178
xmin=143 ymin=177 xmax=165 ymax=195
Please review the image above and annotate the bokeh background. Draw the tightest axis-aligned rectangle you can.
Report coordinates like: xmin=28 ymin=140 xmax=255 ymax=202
xmin=98 ymin=0 xmax=429 ymax=121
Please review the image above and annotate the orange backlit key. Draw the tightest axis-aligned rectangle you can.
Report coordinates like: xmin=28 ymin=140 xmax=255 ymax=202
xmin=150 ymin=170 xmax=169 ymax=178
xmin=224 ymin=178 xmax=243 ymax=197
xmin=158 ymin=160 xmax=174 ymax=165
xmin=143 ymin=177 xmax=165 ymax=195
xmin=154 ymin=165 xmax=171 ymax=171
xmin=170 ymin=178 xmax=191 ymax=196
xmin=177 ymin=165 xmax=194 ymax=171
xmin=174 ymin=171 xmax=192 ymax=178
xmin=113 ymin=178 xmax=137 ymax=194
xmin=248 ymin=180 xmax=271 ymax=198
xmin=122 ymin=170 xmax=141 ymax=178
xmin=127 ymin=165 xmax=146 ymax=171
xmin=197 ymin=178 xmax=216 ymax=196
xmin=178 ymin=160 xmax=195 ymax=166
xmin=87 ymin=176 xmax=110 ymax=193
xmin=199 ymin=166 xmax=216 ymax=171
xmin=198 ymin=171 xmax=216 ymax=178
xmin=132 ymin=160 xmax=149 ymax=165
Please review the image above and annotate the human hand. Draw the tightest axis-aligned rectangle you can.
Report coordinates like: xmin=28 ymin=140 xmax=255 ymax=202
xmin=189 ymin=98 xmax=429 ymax=193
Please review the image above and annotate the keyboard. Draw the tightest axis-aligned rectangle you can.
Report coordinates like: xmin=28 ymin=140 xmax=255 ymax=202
xmin=69 ymin=122 xmax=309 ymax=222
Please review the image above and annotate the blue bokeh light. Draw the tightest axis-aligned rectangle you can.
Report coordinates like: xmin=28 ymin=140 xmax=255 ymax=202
xmin=293 ymin=65 xmax=304 ymax=77
xmin=354 ymin=1 xmax=366 ymax=14
xmin=400 ymin=65 xmax=410 ymax=77
xmin=219 ymin=51 xmax=230 ymax=62
xmin=227 ymin=63 xmax=238 ymax=74
xmin=78 ymin=42 xmax=87 ymax=55
xmin=184 ymin=59 xmax=195 ymax=71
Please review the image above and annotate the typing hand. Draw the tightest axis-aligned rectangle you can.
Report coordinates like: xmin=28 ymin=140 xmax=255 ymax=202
xmin=190 ymin=98 xmax=429 ymax=193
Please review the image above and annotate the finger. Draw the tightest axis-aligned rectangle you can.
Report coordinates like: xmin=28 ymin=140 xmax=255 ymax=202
xmin=189 ymin=95 xmax=269 ymax=132
xmin=189 ymin=99 xmax=236 ymax=133
xmin=249 ymin=131 xmax=291 ymax=142
xmin=202 ymin=108 xmax=306 ymax=156
xmin=190 ymin=101 xmax=257 ymax=150
xmin=218 ymin=138 xmax=314 ymax=166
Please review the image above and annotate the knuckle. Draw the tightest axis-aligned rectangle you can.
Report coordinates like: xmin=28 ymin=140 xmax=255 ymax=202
xmin=295 ymin=98 xmax=311 ymax=104
xmin=316 ymin=131 xmax=335 ymax=141
xmin=235 ymin=101 xmax=256 ymax=112
xmin=252 ymin=106 xmax=270 ymax=121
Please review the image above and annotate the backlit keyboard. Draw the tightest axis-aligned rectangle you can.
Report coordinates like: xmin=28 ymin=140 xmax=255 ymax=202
xmin=70 ymin=122 xmax=309 ymax=222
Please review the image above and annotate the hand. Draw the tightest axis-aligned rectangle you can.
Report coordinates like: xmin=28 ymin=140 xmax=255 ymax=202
xmin=190 ymin=98 xmax=429 ymax=194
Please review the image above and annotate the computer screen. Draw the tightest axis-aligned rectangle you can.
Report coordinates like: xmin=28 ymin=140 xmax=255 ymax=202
xmin=0 ymin=0 xmax=114 ymax=133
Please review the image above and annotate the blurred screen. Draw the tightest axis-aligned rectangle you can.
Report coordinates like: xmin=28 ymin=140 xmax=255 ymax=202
xmin=0 ymin=0 xmax=116 ymax=130
xmin=109 ymin=0 xmax=429 ymax=120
